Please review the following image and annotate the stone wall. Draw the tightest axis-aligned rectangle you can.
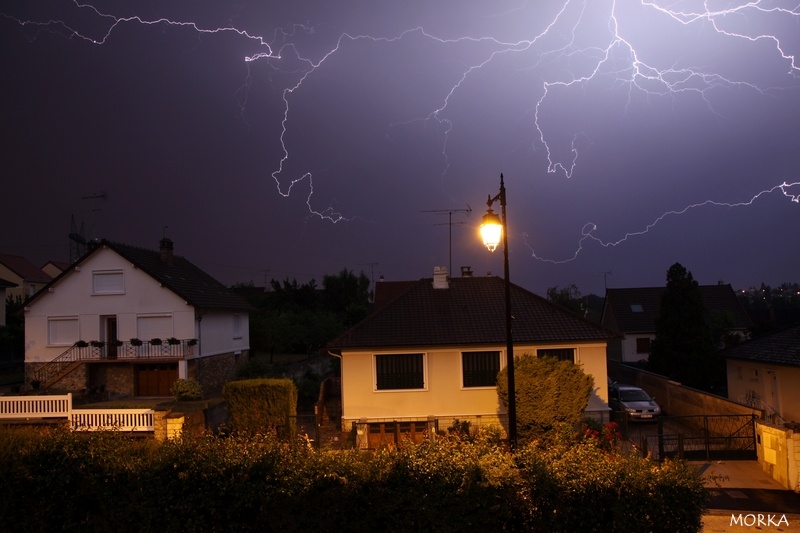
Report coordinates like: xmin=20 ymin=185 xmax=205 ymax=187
xmin=188 ymin=350 xmax=249 ymax=398
xmin=756 ymin=421 xmax=800 ymax=491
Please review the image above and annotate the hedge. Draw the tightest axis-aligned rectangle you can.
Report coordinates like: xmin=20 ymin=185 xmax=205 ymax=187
xmin=0 ymin=426 xmax=707 ymax=532
xmin=222 ymin=378 xmax=297 ymax=436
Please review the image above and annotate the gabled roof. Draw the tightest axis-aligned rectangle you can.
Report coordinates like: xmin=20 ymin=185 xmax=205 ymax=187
xmin=723 ymin=323 xmax=800 ymax=368
xmin=0 ymin=254 xmax=51 ymax=283
xmin=602 ymin=285 xmax=752 ymax=334
xmin=328 ymin=276 xmax=617 ymax=350
xmin=27 ymin=239 xmax=253 ymax=313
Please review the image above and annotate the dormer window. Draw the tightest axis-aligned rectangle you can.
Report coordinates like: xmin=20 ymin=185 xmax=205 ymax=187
xmin=92 ymin=270 xmax=124 ymax=295
xmin=630 ymin=304 xmax=644 ymax=313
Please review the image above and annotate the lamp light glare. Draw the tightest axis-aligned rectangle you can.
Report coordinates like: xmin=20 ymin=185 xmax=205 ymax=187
xmin=481 ymin=209 xmax=502 ymax=252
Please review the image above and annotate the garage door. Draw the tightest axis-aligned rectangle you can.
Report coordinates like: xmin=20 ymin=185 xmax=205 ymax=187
xmin=136 ymin=364 xmax=178 ymax=396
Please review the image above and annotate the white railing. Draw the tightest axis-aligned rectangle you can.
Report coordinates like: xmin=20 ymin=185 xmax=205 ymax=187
xmin=0 ymin=393 xmax=72 ymax=419
xmin=71 ymin=409 xmax=154 ymax=432
xmin=0 ymin=393 xmax=154 ymax=432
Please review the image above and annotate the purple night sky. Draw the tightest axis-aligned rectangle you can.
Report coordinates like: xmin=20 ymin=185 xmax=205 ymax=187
xmin=2 ymin=1 xmax=799 ymax=296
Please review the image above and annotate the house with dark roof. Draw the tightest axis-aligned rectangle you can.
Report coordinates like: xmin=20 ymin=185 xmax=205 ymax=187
xmin=41 ymin=260 xmax=71 ymax=279
xmin=724 ymin=323 xmax=800 ymax=424
xmin=327 ymin=267 xmax=617 ymax=448
xmin=0 ymin=253 xmax=52 ymax=300
xmin=23 ymin=238 xmax=253 ymax=398
xmin=601 ymin=284 xmax=752 ymax=364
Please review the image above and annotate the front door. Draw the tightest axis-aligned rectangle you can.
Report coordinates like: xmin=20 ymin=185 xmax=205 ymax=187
xmin=104 ymin=316 xmax=118 ymax=359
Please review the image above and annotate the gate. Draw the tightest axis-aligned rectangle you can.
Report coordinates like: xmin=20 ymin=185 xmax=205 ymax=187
xmin=634 ymin=414 xmax=756 ymax=461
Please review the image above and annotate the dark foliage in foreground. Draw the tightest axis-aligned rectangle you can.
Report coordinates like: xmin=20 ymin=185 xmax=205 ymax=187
xmin=0 ymin=425 xmax=707 ymax=533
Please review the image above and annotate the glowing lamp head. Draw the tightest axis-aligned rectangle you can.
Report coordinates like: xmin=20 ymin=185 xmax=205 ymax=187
xmin=480 ymin=208 xmax=502 ymax=252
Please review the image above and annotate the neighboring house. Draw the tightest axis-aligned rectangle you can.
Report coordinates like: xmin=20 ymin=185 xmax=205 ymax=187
xmin=601 ymin=284 xmax=752 ymax=364
xmin=41 ymin=260 xmax=71 ymax=279
xmin=23 ymin=238 xmax=253 ymax=398
xmin=0 ymin=278 xmax=17 ymax=326
xmin=327 ymin=267 xmax=617 ymax=448
xmin=0 ymin=253 xmax=52 ymax=301
xmin=725 ymin=323 xmax=800 ymax=424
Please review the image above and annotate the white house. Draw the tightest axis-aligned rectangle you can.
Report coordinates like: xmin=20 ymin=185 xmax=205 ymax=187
xmin=24 ymin=238 xmax=252 ymax=398
xmin=327 ymin=267 xmax=617 ymax=448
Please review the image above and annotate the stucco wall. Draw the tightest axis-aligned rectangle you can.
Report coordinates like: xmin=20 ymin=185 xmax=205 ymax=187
xmin=728 ymin=360 xmax=800 ymax=423
xmin=341 ymin=342 xmax=609 ymax=430
xmin=24 ymin=247 xmax=194 ymax=364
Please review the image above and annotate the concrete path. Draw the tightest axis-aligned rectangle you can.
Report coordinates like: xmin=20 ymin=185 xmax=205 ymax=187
xmin=694 ymin=461 xmax=800 ymax=532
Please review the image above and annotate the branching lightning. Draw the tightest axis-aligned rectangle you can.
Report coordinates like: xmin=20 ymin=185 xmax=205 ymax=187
xmin=4 ymin=0 xmax=799 ymax=263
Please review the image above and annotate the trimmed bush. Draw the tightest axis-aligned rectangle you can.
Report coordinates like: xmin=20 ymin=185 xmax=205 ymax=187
xmin=223 ymin=378 xmax=297 ymax=436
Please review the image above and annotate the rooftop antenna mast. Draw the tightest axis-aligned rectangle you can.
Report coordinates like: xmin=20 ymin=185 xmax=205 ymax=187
xmin=360 ymin=262 xmax=380 ymax=301
xmin=68 ymin=214 xmax=87 ymax=263
xmin=420 ymin=205 xmax=472 ymax=277
xmin=81 ymin=191 xmax=108 ymax=240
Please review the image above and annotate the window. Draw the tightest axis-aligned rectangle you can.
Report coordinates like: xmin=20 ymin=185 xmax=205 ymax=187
xmin=233 ymin=314 xmax=242 ymax=339
xmin=630 ymin=304 xmax=644 ymax=313
xmin=48 ymin=317 xmax=79 ymax=345
xmin=635 ymin=337 xmax=651 ymax=354
xmin=137 ymin=315 xmax=173 ymax=341
xmin=537 ymin=348 xmax=575 ymax=363
xmin=92 ymin=270 xmax=124 ymax=294
xmin=462 ymin=351 xmax=500 ymax=388
xmin=375 ymin=353 xmax=425 ymax=390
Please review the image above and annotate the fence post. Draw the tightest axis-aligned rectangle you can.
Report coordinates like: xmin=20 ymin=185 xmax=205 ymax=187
xmin=704 ymin=415 xmax=711 ymax=462
xmin=657 ymin=416 xmax=664 ymax=460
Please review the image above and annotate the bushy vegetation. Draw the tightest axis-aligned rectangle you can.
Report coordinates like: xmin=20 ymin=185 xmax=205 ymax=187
xmin=223 ymin=378 xmax=297 ymax=436
xmin=0 ymin=424 xmax=707 ymax=533
xmin=497 ymin=354 xmax=594 ymax=442
xmin=170 ymin=378 xmax=203 ymax=401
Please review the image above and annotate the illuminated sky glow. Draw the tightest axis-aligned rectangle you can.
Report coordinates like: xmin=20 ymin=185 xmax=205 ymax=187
xmin=2 ymin=1 xmax=799 ymax=295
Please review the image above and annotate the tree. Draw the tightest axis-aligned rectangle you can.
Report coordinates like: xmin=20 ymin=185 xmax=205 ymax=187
xmin=322 ymin=268 xmax=371 ymax=326
xmin=648 ymin=263 xmax=719 ymax=390
xmin=497 ymin=354 xmax=594 ymax=442
xmin=546 ymin=284 xmax=585 ymax=315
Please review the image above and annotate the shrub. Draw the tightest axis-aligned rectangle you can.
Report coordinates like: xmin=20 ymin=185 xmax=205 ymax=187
xmin=223 ymin=378 xmax=297 ymax=436
xmin=171 ymin=378 xmax=203 ymax=401
xmin=497 ymin=353 xmax=593 ymax=442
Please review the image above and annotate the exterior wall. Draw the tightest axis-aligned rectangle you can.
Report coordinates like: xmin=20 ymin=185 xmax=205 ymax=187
xmin=24 ymin=247 xmax=194 ymax=364
xmin=621 ymin=334 xmax=653 ymax=363
xmin=195 ymin=311 xmax=250 ymax=358
xmin=756 ymin=421 xmax=800 ymax=491
xmin=188 ymin=349 xmax=249 ymax=397
xmin=340 ymin=342 xmax=609 ymax=432
xmin=727 ymin=360 xmax=800 ymax=422
xmin=0 ymin=287 xmax=6 ymax=326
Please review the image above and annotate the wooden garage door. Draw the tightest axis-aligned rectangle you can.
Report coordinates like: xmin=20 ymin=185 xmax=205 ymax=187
xmin=136 ymin=364 xmax=178 ymax=396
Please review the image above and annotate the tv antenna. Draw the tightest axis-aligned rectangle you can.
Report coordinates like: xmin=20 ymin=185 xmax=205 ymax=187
xmin=420 ymin=205 xmax=472 ymax=277
xmin=81 ymin=191 xmax=108 ymax=240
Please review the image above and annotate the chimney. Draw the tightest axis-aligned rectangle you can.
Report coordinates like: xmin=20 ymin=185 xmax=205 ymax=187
xmin=432 ymin=266 xmax=449 ymax=289
xmin=460 ymin=266 xmax=473 ymax=278
xmin=159 ymin=237 xmax=174 ymax=265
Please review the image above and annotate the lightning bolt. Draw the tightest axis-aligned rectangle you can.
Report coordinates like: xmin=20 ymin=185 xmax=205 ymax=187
xmin=3 ymin=0 xmax=799 ymax=260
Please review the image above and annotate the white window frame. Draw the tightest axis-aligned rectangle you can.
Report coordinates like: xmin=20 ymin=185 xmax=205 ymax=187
xmin=373 ymin=352 xmax=428 ymax=392
xmin=92 ymin=270 xmax=125 ymax=295
xmin=47 ymin=316 xmax=80 ymax=346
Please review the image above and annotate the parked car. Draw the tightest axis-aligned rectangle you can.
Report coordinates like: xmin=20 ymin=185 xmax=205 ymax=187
xmin=609 ymin=383 xmax=661 ymax=421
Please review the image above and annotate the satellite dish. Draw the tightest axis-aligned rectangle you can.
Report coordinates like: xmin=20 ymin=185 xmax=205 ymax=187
xmin=69 ymin=233 xmax=86 ymax=245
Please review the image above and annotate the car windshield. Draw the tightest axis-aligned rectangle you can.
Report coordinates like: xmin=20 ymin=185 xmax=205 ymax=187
xmin=620 ymin=390 xmax=651 ymax=402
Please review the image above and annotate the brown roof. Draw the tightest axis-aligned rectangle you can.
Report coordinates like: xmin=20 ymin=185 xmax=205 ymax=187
xmin=0 ymin=254 xmax=51 ymax=283
xmin=724 ymin=323 xmax=800 ymax=368
xmin=602 ymin=285 xmax=752 ymax=334
xmin=328 ymin=276 xmax=617 ymax=350
xmin=27 ymin=239 xmax=253 ymax=313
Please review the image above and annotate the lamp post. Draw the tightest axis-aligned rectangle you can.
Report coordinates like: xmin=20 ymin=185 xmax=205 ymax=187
xmin=479 ymin=173 xmax=517 ymax=449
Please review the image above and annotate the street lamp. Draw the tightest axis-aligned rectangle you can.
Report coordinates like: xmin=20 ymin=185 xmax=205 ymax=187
xmin=480 ymin=173 xmax=517 ymax=449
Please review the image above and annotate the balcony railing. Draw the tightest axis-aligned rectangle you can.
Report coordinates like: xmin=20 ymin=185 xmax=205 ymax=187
xmin=32 ymin=338 xmax=197 ymax=388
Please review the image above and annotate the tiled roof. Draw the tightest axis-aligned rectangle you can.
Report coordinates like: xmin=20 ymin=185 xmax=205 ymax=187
xmin=603 ymin=285 xmax=752 ymax=334
xmin=723 ymin=323 xmax=800 ymax=368
xmin=28 ymin=239 xmax=252 ymax=313
xmin=328 ymin=276 xmax=617 ymax=350
xmin=0 ymin=254 xmax=51 ymax=283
